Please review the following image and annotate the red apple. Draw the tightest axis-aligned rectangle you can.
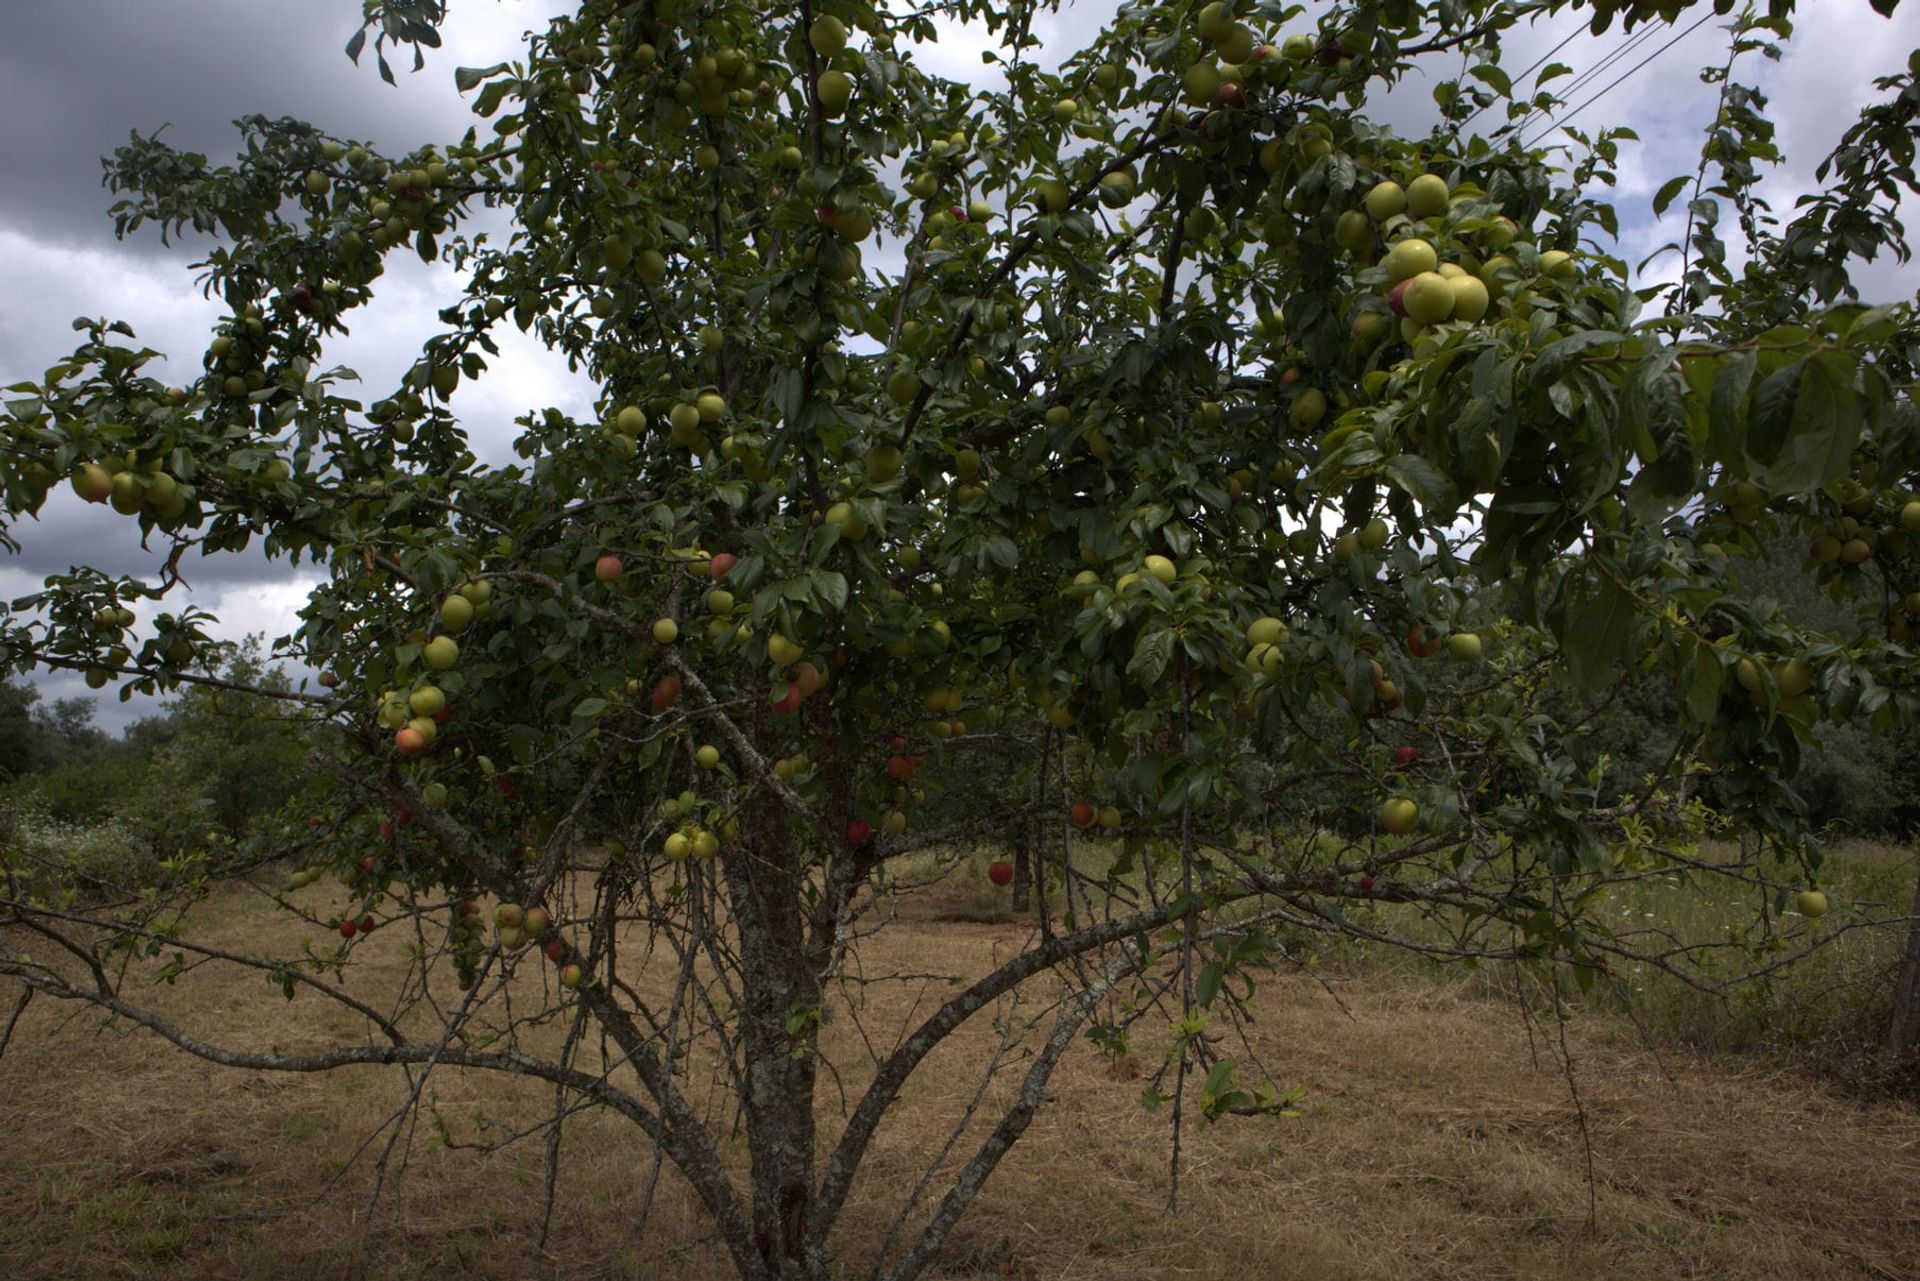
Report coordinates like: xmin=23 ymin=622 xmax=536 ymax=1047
xmin=1388 ymin=279 xmax=1411 ymax=317
xmin=794 ymin=662 xmax=823 ymax=698
xmin=360 ymin=856 xmax=376 ymax=874
xmin=307 ymin=815 xmax=326 ymax=828
xmin=1215 ymin=83 xmax=1244 ymax=108
xmin=395 ymin=726 xmax=426 ymax=756
xmin=887 ymin=754 xmax=914 ymax=780
xmin=652 ymin=675 xmax=682 ymax=712
xmin=1251 ymin=44 xmax=1274 ymax=60
xmin=1071 ymin=802 xmax=1096 ymax=829
xmin=395 ymin=810 xmax=413 ymax=826
xmin=435 ymin=705 xmax=451 ymax=723
xmin=496 ymin=776 xmax=515 ymax=796
xmin=1392 ymin=746 xmax=1420 ymax=768
xmin=847 ymin=819 xmax=872 ymax=845
xmin=889 ymin=735 xmax=907 ymax=751
xmin=988 ymin=860 xmax=1014 ymax=886
xmin=1359 ymin=874 xmax=1375 ymax=892
xmin=339 ymin=919 xmax=358 ymax=939
xmin=594 ymin=554 xmax=623 ymax=583
xmin=360 ymin=914 xmax=375 ymax=933
xmin=379 ymin=820 xmax=396 ymax=840
xmin=709 ymin=552 xmax=738 ymax=579
xmin=318 ymin=672 xmax=340 ymax=688
xmin=772 ymin=681 xmax=802 ymax=715
xmin=1407 ymin=624 xmax=1442 ymax=658
xmin=545 ymin=938 xmax=565 ymax=963
xmin=1277 ymin=366 xmax=1301 ymax=386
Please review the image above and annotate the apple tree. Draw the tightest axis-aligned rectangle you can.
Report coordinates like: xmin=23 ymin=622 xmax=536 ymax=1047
xmin=3 ymin=0 xmax=1919 ymax=1275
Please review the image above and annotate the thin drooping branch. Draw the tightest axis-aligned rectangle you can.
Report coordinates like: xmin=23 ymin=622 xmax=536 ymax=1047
xmin=876 ymin=975 xmax=1115 ymax=1281
xmin=811 ymin=895 xmax=1190 ymax=1237
xmin=11 ymin=966 xmax=658 ymax=1126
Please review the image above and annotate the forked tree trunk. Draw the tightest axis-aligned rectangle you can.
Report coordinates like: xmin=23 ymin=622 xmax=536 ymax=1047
xmin=1886 ymin=853 xmax=1920 ymax=1063
xmin=727 ymin=811 xmax=825 ymax=1278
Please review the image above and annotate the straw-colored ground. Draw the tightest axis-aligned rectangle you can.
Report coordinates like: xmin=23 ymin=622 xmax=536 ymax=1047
xmin=4 ymin=868 xmax=1918 ymax=1281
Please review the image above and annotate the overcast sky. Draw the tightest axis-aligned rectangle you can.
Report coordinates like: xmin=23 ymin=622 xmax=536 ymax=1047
xmin=1 ymin=0 xmax=1914 ymax=731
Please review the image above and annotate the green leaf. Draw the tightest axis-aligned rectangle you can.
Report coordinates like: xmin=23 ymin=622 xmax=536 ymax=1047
xmin=1196 ymin=963 xmax=1222 ymax=1007
xmin=1652 ymin=175 xmax=1690 ymax=218
xmin=572 ymin=697 xmax=609 ymax=721
xmin=1747 ymin=351 xmax=1860 ymax=494
xmin=1128 ymin=627 xmax=1174 ymax=685
xmin=1708 ymin=349 xmax=1755 ymax=467
xmin=1684 ymin=642 xmax=1723 ymax=725
xmin=1562 ymin=575 xmax=1634 ymax=692
xmin=1383 ymin=454 xmax=1459 ymax=516
xmin=454 ymin=63 xmax=506 ymax=92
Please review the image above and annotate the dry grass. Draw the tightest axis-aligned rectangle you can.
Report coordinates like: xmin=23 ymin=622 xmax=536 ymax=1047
xmin=4 ymin=868 xmax=1920 ymax=1281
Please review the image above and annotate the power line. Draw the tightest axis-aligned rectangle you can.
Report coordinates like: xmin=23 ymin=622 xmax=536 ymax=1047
xmin=1505 ymin=22 xmax=1664 ymax=138
xmin=1520 ymin=10 xmax=1719 ymax=148
xmin=1458 ymin=20 xmax=1586 ymax=131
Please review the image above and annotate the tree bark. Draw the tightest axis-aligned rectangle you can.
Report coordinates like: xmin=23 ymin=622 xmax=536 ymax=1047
xmin=1886 ymin=853 xmax=1920 ymax=1062
xmin=1010 ymin=820 xmax=1033 ymax=912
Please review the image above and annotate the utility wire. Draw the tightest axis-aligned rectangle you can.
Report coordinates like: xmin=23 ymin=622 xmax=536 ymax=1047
xmin=1505 ymin=22 xmax=1664 ymax=138
xmin=1520 ymin=10 xmax=1720 ymax=149
xmin=1458 ymin=19 xmax=1586 ymax=131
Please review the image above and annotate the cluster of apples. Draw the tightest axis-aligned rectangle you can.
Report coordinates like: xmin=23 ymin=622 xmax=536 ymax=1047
xmin=660 ymin=787 xmax=733 ymax=861
xmin=71 ymin=455 xmax=190 ymax=526
xmin=317 ymin=140 xmax=480 ymax=261
xmin=1070 ymin=800 xmax=1124 ymax=832
xmin=1244 ymin=615 xmax=1290 ymax=676
xmin=1734 ymin=655 xmax=1817 ymax=717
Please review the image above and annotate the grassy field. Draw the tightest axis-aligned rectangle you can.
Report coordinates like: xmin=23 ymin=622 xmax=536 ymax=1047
xmin=3 ymin=850 xmax=1919 ymax=1281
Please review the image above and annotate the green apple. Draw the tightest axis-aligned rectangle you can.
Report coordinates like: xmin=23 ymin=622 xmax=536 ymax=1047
xmin=1775 ymin=658 xmax=1812 ymax=698
xmin=886 ymin=371 xmax=921 ymax=405
xmin=1364 ymin=181 xmax=1406 ymax=222
xmin=1796 ymin=890 xmax=1828 ymax=918
xmin=1359 ymin=517 xmax=1389 ymax=549
xmin=768 ymin=633 xmax=803 ymax=665
xmin=1182 ymin=61 xmax=1222 ymax=105
xmin=1401 ymin=272 xmax=1456 ymax=325
xmin=809 ymin=15 xmax=847 ymax=55
xmin=1448 ymin=275 xmax=1490 ymax=323
xmin=423 ymin=636 xmax=459 ymax=670
xmin=817 ymin=70 xmax=853 ymax=114
xmin=1289 ymin=387 xmax=1327 ymax=428
xmin=1447 ymin=632 xmax=1481 ymax=661
xmin=1335 ymin=209 xmax=1372 ymax=253
xmin=72 ymin=463 xmax=113 ymax=503
xmin=696 ymin=745 xmax=721 ymax=769
xmin=1037 ymin=179 xmax=1071 ymax=212
xmin=1143 ymin=554 xmax=1177 ymax=585
xmin=1381 ymin=797 xmax=1418 ymax=835
xmin=1539 ymin=249 xmax=1576 ymax=278
xmin=866 ymin=442 xmax=904 ymax=483
xmin=1405 ymin=174 xmax=1450 ymax=218
xmin=1247 ymin=616 xmax=1288 ymax=646
xmin=1382 ymin=237 xmax=1438 ymax=283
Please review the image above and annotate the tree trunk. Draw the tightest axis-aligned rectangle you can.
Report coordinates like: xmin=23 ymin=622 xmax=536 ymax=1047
xmin=1010 ymin=820 xmax=1033 ymax=912
xmin=1886 ymin=852 xmax=1920 ymax=1063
